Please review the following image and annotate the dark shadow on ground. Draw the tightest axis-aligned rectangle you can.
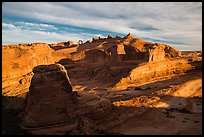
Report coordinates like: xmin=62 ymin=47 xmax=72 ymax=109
xmin=2 ymin=82 xmax=202 ymax=135
xmin=2 ymin=95 xmax=30 ymax=135
xmin=49 ymin=44 xmax=78 ymax=51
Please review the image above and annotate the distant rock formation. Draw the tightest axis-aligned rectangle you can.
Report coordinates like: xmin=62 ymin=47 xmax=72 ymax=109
xmin=2 ymin=34 xmax=183 ymax=96
xmin=78 ymin=40 xmax=83 ymax=45
xmin=147 ymin=43 xmax=166 ymax=62
xmin=164 ymin=45 xmax=181 ymax=59
xmin=107 ymin=35 xmax=112 ymax=39
xmin=67 ymin=40 xmax=74 ymax=46
xmin=92 ymin=37 xmax=100 ymax=41
xmin=116 ymin=35 xmax=121 ymax=38
xmin=115 ymin=59 xmax=194 ymax=90
xmin=2 ymin=43 xmax=56 ymax=90
xmin=84 ymin=40 xmax=92 ymax=44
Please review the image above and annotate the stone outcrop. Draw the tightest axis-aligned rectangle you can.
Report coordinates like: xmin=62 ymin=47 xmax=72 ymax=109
xmin=21 ymin=64 xmax=113 ymax=135
xmin=19 ymin=72 xmax=34 ymax=85
xmin=116 ymin=35 xmax=121 ymax=38
xmin=147 ymin=43 xmax=166 ymax=62
xmin=107 ymin=44 xmax=126 ymax=62
xmin=2 ymin=43 xmax=56 ymax=89
xmin=76 ymin=92 xmax=112 ymax=120
xmin=78 ymin=40 xmax=83 ymax=45
xmin=67 ymin=40 xmax=74 ymax=46
xmin=92 ymin=37 xmax=100 ymax=41
xmin=164 ymin=45 xmax=181 ymax=58
xmin=107 ymin=35 xmax=112 ymax=39
xmin=84 ymin=49 xmax=108 ymax=62
xmin=21 ymin=64 xmax=76 ymax=130
xmin=115 ymin=59 xmax=194 ymax=89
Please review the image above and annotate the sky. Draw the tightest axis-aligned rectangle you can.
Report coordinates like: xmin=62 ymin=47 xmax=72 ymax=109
xmin=2 ymin=2 xmax=202 ymax=51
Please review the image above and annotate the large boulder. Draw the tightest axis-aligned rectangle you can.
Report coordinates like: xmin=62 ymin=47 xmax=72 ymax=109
xmin=21 ymin=64 xmax=77 ymax=131
xmin=76 ymin=92 xmax=113 ymax=120
xmin=21 ymin=63 xmax=113 ymax=135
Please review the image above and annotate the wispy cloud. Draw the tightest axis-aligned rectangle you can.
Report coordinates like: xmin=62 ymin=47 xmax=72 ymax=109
xmin=16 ymin=22 xmax=58 ymax=30
xmin=2 ymin=22 xmax=106 ymax=44
xmin=2 ymin=2 xmax=202 ymax=50
xmin=2 ymin=22 xmax=20 ymax=29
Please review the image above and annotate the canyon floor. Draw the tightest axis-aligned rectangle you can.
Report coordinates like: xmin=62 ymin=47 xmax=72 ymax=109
xmin=2 ymin=34 xmax=202 ymax=135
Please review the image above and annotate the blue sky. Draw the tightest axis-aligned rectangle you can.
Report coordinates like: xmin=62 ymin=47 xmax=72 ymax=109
xmin=2 ymin=2 xmax=202 ymax=51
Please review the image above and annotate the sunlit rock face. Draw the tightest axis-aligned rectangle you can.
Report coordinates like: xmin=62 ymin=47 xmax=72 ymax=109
xmin=2 ymin=43 xmax=55 ymax=89
xmin=2 ymin=34 xmax=181 ymax=95
xmin=115 ymin=59 xmax=194 ymax=90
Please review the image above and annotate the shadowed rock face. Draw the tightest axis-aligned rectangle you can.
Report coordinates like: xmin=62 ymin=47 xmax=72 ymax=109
xmin=21 ymin=64 xmax=113 ymax=135
xmin=21 ymin=64 xmax=76 ymax=129
xmin=76 ymin=92 xmax=112 ymax=120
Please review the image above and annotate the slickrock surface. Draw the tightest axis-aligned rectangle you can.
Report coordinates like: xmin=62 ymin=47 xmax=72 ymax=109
xmin=114 ymin=59 xmax=194 ymax=90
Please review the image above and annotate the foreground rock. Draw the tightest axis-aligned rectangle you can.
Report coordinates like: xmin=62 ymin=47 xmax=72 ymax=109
xmin=21 ymin=64 xmax=76 ymax=133
xmin=21 ymin=64 xmax=113 ymax=135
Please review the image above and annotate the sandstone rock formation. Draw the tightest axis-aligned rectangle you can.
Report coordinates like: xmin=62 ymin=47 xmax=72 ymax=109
xmin=21 ymin=64 xmax=76 ymax=131
xmin=76 ymin=92 xmax=112 ymax=120
xmin=2 ymin=43 xmax=54 ymax=89
xmin=2 ymin=33 xmax=202 ymax=135
xmin=21 ymin=64 xmax=113 ymax=135
xmin=107 ymin=35 xmax=112 ymax=39
xmin=67 ymin=40 xmax=74 ymax=46
xmin=147 ymin=43 xmax=166 ymax=62
xmin=115 ymin=59 xmax=194 ymax=90
xmin=92 ymin=37 xmax=100 ymax=41
xmin=78 ymin=40 xmax=83 ymax=45
xmin=1 ymin=34 xmax=188 ymax=96
xmin=116 ymin=35 xmax=121 ymax=38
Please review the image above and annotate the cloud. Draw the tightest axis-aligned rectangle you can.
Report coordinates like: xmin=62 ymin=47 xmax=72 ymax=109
xmin=16 ymin=22 xmax=58 ymax=30
xmin=2 ymin=22 xmax=20 ymax=29
xmin=2 ymin=22 xmax=105 ymax=44
xmin=2 ymin=2 xmax=202 ymax=50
